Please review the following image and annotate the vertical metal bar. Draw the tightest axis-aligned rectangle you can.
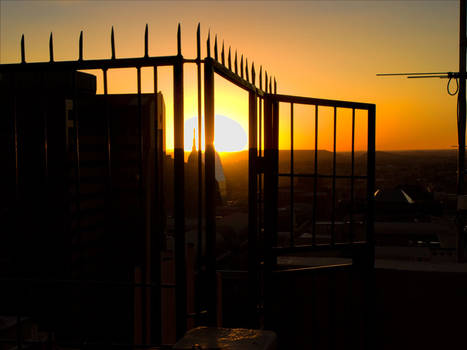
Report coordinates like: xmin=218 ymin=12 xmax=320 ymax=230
xmin=13 ymin=80 xmax=19 ymax=203
xmin=350 ymin=108 xmax=355 ymax=243
xmin=458 ymin=0 xmax=466 ymax=262
xmin=151 ymin=65 xmax=162 ymax=344
xmin=103 ymin=69 xmax=112 ymax=192
xmin=42 ymin=73 xmax=48 ymax=189
xmin=290 ymin=103 xmax=294 ymax=246
xmin=312 ymin=106 xmax=318 ymax=245
xmin=263 ymin=96 xmax=279 ymax=328
xmin=71 ymin=71 xmax=81 ymax=272
xmin=366 ymin=106 xmax=376 ymax=267
xmin=272 ymin=100 xmax=279 ymax=254
xmin=258 ymin=97 xmax=263 ymax=253
xmin=174 ymin=54 xmax=186 ymax=338
xmin=248 ymin=91 xmax=258 ymax=328
xmin=136 ymin=66 xmax=146 ymax=343
xmin=364 ymin=105 xmax=376 ymax=350
xmin=262 ymin=95 xmax=273 ymax=329
xmin=204 ymin=58 xmax=217 ymax=326
xmin=331 ymin=107 xmax=337 ymax=245
xmin=196 ymin=24 xmax=204 ymax=318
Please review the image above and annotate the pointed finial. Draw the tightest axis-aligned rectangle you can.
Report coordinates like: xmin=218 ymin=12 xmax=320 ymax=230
xmin=111 ymin=26 xmax=115 ymax=59
xmin=245 ymin=58 xmax=249 ymax=82
xmin=274 ymin=77 xmax=277 ymax=94
xmin=49 ymin=32 xmax=54 ymax=62
xmin=252 ymin=62 xmax=256 ymax=85
xmin=79 ymin=31 xmax=83 ymax=61
xmin=269 ymin=77 xmax=272 ymax=93
xmin=207 ymin=30 xmax=211 ymax=58
xmin=21 ymin=34 xmax=25 ymax=63
xmin=144 ymin=24 xmax=149 ymax=57
xmin=228 ymin=47 xmax=231 ymax=70
xmin=265 ymin=71 xmax=268 ymax=92
xmin=221 ymin=41 xmax=225 ymax=65
xmin=240 ymin=54 xmax=244 ymax=79
xmin=214 ymin=35 xmax=218 ymax=61
xmin=196 ymin=23 xmax=201 ymax=60
xmin=259 ymin=66 xmax=263 ymax=90
xmin=177 ymin=23 xmax=181 ymax=56
xmin=234 ymin=50 xmax=238 ymax=74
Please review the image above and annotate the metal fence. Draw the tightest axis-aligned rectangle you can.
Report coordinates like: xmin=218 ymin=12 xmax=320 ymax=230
xmin=0 ymin=23 xmax=375 ymax=349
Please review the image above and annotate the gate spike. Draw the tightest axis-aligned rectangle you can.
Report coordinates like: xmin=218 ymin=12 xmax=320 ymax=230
xmin=214 ymin=35 xmax=218 ymax=61
xmin=196 ymin=23 xmax=201 ymax=60
xmin=79 ymin=31 xmax=83 ymax=61
xmin=228 ymin=47 xmax=231 ymax=70
xmin=274 ymin=77 xmax=277 ymax=94
xmin=245 ymin=58 xmax=249 ymax=82
xmin=269 ymin=77 xmax=272 ymax=93
xmin=177 ymin=23 xmax=181 ymax=56
xmin=49 ymin=32 xmax=54 ymax=62
xmin=240 ymin=54 xmax=244 ymax=79
xmin=252 ymin=62 xmax=256 ymax=85
xmin=207 ymin=30 xmax=211 ymax=58
xmin=265 ymin=71 xmax=268 ymax=92
xmin=21 ymin=34 xmax=25 ymax=63
xmin=144 ymin=24 xmax=148 ymax=57
xmin=234 ymin=50 xmax=238 ymax=74
xmin=111 ymin=26 xmax=115 ymax=59
xmin=221 ymin=41 xmax=225 ymax=65
xmin=259 ymin=66 xmax=263 ymax=90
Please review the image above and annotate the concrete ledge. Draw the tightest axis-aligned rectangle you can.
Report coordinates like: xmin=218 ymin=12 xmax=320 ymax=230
xmin=173 ymin=327 xmax=277 ymax=350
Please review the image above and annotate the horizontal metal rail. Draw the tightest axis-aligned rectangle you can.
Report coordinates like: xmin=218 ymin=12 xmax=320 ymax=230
xmin=0 ymin=56 xmax=179 ymax=72
xmin=272 ymin=93 xmax=374 ymax=110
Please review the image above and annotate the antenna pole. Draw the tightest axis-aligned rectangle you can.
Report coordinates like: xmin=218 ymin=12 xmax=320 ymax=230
xmin=458 ymin=0 xmax=466 ymax=262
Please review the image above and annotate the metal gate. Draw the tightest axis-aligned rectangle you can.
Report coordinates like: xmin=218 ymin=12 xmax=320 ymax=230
xmin=0 ymin=23 xmax=375 ymax=349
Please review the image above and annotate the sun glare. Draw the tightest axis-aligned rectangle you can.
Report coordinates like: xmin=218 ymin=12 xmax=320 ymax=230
xmin=184 ymin=115 xmax=247 ymax=152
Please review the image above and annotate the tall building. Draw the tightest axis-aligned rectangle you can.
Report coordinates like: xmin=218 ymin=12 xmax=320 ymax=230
xmin=0 ymin=70 xmax=166 ymax=344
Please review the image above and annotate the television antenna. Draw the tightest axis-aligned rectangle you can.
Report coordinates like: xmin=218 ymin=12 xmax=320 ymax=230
xmin=377 ymin=0 xmax=467 ymax=262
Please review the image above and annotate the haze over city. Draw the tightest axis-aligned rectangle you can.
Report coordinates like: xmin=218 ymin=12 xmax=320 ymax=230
xmin=1 ymin=0 xmax=460 ymax=150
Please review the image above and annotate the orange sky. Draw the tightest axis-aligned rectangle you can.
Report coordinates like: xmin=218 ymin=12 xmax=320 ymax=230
xmin=0 ymin=0 xmax=460 ymax=151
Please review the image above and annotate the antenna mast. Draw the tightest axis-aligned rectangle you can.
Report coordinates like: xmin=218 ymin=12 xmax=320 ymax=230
xmin=377 ymin=0 xmax=467 ymax=262
xmin=457 ymin=0 xmax=466 ymax=262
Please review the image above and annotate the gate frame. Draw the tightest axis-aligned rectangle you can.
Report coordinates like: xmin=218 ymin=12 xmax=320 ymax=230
xmin=0 ymin=23 xmax=375 ymax=347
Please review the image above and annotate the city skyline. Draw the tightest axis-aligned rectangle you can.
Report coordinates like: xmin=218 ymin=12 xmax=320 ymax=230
xmin=1 ymin=0 xmax=459 ymax=151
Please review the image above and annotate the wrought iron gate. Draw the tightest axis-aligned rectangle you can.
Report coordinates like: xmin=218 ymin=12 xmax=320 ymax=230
xmin=0 ymin=23 xmax=375 ymax=349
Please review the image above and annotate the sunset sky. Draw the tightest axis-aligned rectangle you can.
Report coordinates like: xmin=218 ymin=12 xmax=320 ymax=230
xmin=0 ymin=0 xmax=460 ymax=151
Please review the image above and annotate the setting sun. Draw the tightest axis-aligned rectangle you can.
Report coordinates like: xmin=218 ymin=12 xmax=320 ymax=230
xmin=184 ymin=115 xmax=247 ymax=152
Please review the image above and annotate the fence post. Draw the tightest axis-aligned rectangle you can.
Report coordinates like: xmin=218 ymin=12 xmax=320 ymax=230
xmin=174 ymin=53 xmax=186 ymax=339
xmin=204 ymin=58 xmax=217 ymax=326
xmin=248 ymin=91 xmax=258 ymax=328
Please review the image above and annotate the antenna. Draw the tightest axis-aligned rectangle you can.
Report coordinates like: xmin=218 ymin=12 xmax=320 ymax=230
xmin=378 ymin=0 xmax=466 ymax=261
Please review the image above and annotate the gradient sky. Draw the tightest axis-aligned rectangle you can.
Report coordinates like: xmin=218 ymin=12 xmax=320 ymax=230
xmin=0 ymin=0 xmax=460 ymax=151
